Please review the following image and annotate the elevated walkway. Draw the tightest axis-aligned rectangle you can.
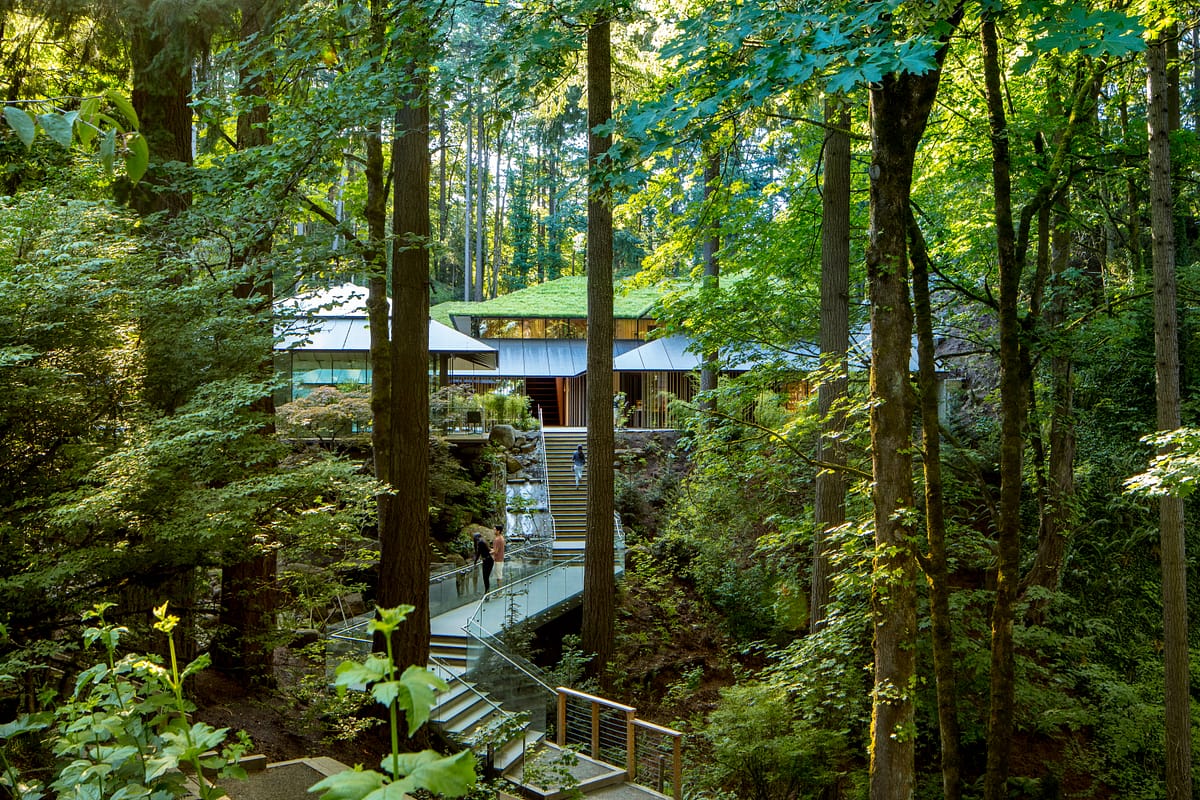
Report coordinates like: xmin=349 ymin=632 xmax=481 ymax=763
xmin=327 ymin=423 xmax=671 ymax=798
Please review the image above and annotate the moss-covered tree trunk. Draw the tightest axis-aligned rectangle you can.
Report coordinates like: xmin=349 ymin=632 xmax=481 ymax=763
xmin=866 ymin=83 xmax=918 ymax=800
xmin=1148 ymin=33 xmax=1192 ymax=800
xmin=908 ymin=211 xmax=961 ymax=800
xmin=980 ymin=17 xmax=1026 ymax=800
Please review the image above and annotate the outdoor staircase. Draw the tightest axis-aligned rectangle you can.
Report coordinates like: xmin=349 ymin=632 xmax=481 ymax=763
xmin=430 ymin=674 xmax=544 ymax=774
xmin=543 ymin=429 xmax=588 ymax=552
xmin=422 ymin=427 xmax=651 ymax=794
xmin=431 ymin=631 xmax=470 ymax=671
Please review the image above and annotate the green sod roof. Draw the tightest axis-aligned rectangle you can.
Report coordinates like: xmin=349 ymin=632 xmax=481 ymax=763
xmin=431 ymin=276 xmax=662 ymax=326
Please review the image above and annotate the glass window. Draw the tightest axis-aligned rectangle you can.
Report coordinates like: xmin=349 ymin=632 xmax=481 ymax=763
xmin=615 ymin=319 xmax=639 ymax=339
xmin=546 ymin=318 xmax=571 ymax=339
xmin=480 ymin=318 xmax=521 ymax=337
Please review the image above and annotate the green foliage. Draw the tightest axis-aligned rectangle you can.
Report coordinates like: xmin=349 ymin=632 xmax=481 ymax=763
xmin=0 ymin=603 xmax=246 ymax=800
xmin=430 ymin=435 xmax=499 ymax=542
xmin=1124 ymin=427 xmax=1200 ymax=498
xmin=314 ymin=606 xmax=476 ymax=800
xmin=3 ymin=92 xmax=149 ymax=181
xmin=699 ymin=683 xmax=849 ymax=800
xmin=278 ymin=386 xmax=373 ymax=441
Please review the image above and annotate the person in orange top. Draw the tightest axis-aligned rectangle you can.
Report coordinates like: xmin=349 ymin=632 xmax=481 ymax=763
xmin=491 ymin=525 xmax=506 ymax=588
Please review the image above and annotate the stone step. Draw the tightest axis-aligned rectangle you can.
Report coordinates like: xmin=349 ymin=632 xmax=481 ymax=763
xmin=495 ymin=729 xmax=546 ymax=774
xmin=437 ymin=692 xmax=496 ymax=736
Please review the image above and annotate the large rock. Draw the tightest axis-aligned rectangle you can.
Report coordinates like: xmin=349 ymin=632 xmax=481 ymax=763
xmin=489 ymin=424 xmax=517 ymax=450
xmin=463 ymin=522 xmax=493 ymax=544
xmin=506 ymin=455 xmax=524 ymax=474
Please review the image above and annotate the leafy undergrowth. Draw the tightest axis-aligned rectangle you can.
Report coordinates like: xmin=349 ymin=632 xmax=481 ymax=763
xmin=190 ymin=653 xmax=392 ymax=768
xmin=608 ymin=564 xmax=754 ymax=730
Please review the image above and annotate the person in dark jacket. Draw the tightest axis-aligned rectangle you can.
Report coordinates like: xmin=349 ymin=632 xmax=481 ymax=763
xmin=572 ymin=444 xmax=586 ymax=488
xmin=473 ymin=531 xmax=494 ymax=593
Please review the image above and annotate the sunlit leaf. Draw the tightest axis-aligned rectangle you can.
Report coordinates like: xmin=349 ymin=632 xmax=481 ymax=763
xmin=125 ymin=133 xmax=149 ymax=183
xmin=105 ymin=89 xmax=139 ymax=130
xmin=308 ymin=767 xmax=386 ymax=799
xmin=38 ymin=112 xmax=74 ymax=147
xmin=4 ymin=106 xmax=36 ymax=149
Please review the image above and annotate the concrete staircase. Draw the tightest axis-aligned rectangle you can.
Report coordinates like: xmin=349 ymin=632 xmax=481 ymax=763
xmin=543 ymin=429 xmax=588 ymax=552
xmin=430 ymin=675 xmax=544 ymax=774
xmin=431 ymin=631 xmax=470 ymax=671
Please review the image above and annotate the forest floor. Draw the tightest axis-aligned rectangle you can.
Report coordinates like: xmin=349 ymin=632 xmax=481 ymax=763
xmin=192 ymin=659 xmax=391 ymax=768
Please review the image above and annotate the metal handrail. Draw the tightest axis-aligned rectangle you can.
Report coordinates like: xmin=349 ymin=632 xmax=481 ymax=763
xmin=462 ymin=620 xmax=557 ymax=698
xmin=462 ymin=555 xmax=588 ymax=695
xmin=428 ymin=654 xmax=509 ymax=720
xmin=430 ymin=539 xmax=548 ymax=587
xmin=537 ymin=408 xmax=557 ymax=541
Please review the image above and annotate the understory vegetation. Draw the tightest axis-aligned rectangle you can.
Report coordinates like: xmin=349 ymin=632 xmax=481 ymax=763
xmin=4 ymin=0 xmax=1200 ymax=798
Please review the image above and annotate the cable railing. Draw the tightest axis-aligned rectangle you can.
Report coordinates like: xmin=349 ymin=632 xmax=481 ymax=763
xmin=556 ymin=687 xmax=683 ymax=800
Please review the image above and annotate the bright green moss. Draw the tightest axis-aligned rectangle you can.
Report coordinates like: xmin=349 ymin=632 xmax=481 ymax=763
xmin=430 ymin=276 xmax=662 ymax=326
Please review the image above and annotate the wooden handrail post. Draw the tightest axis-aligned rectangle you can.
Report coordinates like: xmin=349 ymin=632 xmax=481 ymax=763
xmin=591 ymin=701 xmax=600 ymax=758
xmin=556 ymin=690 xmax=567 ymax=747
xmin=672 ymin=731 xmax=682 ymax=800
xmin=625 ymin=707 xmax=637 ymax=782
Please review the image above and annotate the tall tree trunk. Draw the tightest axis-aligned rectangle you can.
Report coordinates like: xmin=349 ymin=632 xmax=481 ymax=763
xmin=908 ymin=211 xmax=962 ymax=800
xmin=491 ymin=118 xmax=507 ymax=299
xmin=547 ymin=147 xmax=560 ymax=279
xmin=582 ymin=12 xmax=615 ymax=680
xmin=811 ymin=96 xmax=850 ymax=631
xmin=127 ymin=0 xmax=196 ymax=660
xmin=698 ymin=146 xmax=721 ymax=412
xmin=1192 ymin=27 xmax=1199 ymax=131
xmin=438 ymin=103 xmax=449 ymax=285
xmin=379 ymin=47 xmax=432 ymax=676
xmin=366 ymin=0 xmax=390 ymax=495
xmin=128 ymin=0 xmax=192 ymax=218
xmin=1167 ymin=28 xmax=1182 ymax=132
xmin=464 ymin=100 xmax=473 ymax=301
xmin=1119 ymin=93 xmax=1142 ymax=274
xmin=474 ymin=112 xmax=487 ymax=302
xmin=866 ymin=47 xmax=952 ymax=800
xmin=980 ymin=17 xmax=1028 ymax=800
xmin=215 ymin=0 xmax=278 ymax=684
xmin=1148 ymin=34 xmax=1193 ymax=800
xmin=1021 ymin=203 xmax=1075 ymax=604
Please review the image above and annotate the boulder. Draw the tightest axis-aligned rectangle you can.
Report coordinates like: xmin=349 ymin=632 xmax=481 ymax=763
xmin=506 ymin=455 xmax=524 ymax=474
xmin=463 ymin=522 xmax=493 ymax=543
xmin=290 ymin=628 xmax=321 ymax=648
xmin=489 ymin=424 xmax=517 ymax=449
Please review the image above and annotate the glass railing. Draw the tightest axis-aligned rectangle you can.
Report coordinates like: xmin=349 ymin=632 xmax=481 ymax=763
xmin=429 ymin=539 xmax=558 ymax=619
xmin=461 ymin=559 xmax=580 ymax=733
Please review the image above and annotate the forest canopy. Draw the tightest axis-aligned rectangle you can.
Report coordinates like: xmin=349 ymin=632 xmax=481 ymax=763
xmin=2 ymin=0 xmax=1200 ymax=799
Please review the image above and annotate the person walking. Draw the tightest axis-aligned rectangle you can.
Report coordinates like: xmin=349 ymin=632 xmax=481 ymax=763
xmin=491 ymin=525 xmax=506 ymax=588
xmin=473 ymin=531 xmax=494 ymax=594
xmin=572 ymin=444 xmax=586 ymax=488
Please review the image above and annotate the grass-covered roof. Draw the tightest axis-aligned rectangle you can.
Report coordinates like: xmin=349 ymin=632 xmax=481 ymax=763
xmin=431 ymin=276 xmax=662 ymax=326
